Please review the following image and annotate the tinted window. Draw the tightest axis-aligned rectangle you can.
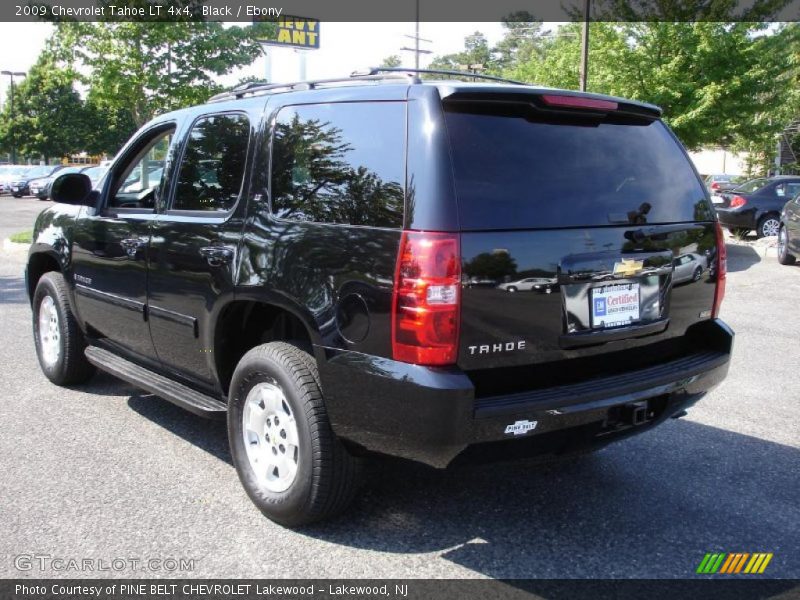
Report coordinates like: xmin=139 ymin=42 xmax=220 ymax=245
xmin=172 ymin=113 xmax=250 ymax=212
xmin=270 ymin=102 xmax=405 ymax=228
xmin=444 ymin=103 xmax=712 ymax=230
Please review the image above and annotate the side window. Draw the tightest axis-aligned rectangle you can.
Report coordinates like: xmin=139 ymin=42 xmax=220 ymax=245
xmin=110 ymin=127 xmax=174 ymax=210
xmin=172 ymin=113 xmax=250 ymax=212
xmin=270 ymin=101 xmax=405 ymax=228
xmin=786 ymin=183 xmax=800 ymax=198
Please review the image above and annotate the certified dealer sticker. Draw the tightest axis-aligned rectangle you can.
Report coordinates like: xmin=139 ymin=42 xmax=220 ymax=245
xmin=504 ymin=420 xmax=538 ymax=436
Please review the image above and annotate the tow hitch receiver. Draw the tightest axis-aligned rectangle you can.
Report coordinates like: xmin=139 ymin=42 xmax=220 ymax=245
xmin=622 ymin=400 xmax=650 ymax=426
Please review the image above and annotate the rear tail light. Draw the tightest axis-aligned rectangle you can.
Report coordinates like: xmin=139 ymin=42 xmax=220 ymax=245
xmin=712 ymin=220 xmax=727 ymax=318
xmin=729 ymin=195 xmax=747 ymax=208
xmin=392 ymin=231 xmax=460 ymax=365
xmin=710 ymin=182 xmax=720 ymax=190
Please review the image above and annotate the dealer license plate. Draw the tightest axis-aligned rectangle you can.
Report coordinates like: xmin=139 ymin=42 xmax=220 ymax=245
xmin=590 ymin=283 xmax=641 ymax=329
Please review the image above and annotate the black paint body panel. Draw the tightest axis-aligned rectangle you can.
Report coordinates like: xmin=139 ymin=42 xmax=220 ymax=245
xmin=26 ymin=81 xmax=733 ymax=468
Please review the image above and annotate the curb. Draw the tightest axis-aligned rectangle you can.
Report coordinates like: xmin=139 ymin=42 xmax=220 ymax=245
xmin=2 ymin=238 xmax=29 ymax=252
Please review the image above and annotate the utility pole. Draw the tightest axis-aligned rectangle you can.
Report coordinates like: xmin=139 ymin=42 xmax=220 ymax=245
xmin=400 ymin=0 xmax=432 ymax=68
xmin=579 ymin=0 xmax=590 ymax=92
xmin=1 ymin=70 xmax=26 ymax=164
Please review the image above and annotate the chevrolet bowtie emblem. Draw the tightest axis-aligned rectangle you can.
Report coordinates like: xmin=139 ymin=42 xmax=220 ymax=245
xmin=613 ymin=258 xmax=645 ymax=277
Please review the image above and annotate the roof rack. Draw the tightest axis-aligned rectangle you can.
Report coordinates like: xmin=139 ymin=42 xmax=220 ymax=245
xmin=357 ymin=66 xmax=526 ymax=86
xmin=208 ymin=72 xmax=413 ymax=103
xmin=207 ymin=66 xmax=525 ymax=103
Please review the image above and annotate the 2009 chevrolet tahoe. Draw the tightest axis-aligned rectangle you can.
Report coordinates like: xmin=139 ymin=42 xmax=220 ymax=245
xmin=26 ymin=68 xmax=732 ymax=526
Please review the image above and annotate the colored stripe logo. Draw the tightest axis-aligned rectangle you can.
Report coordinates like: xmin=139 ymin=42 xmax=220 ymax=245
xmin=697 ymin=552 xmax=773 ymax=574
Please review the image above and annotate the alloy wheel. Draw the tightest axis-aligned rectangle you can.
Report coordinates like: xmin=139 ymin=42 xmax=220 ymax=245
xmin=242 ymin=381 xmax=300 ymax=493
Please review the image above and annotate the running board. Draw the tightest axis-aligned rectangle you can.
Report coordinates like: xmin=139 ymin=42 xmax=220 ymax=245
xmin=84 ymin=346 xmax=227 ymax=419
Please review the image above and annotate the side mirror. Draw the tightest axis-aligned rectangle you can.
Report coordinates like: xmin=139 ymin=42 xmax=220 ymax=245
xmin=51 ymin=173 xmax=94 ymax=206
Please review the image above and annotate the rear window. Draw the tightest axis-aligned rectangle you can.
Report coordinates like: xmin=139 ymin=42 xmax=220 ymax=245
xmin=444 ymin=103 xmax=712 ymax=230
xmin=734 ymin=178 xmax=769 ymax=193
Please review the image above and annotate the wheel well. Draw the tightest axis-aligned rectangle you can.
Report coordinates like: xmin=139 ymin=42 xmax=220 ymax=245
xmin=215 ymin=301 xmax=313 ymax=395
xmin=26 ymin=253 xmax=61 ymax=302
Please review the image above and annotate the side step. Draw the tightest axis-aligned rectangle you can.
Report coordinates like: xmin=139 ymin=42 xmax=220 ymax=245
xmin=85 ymin=346 xmax=227 ymax=419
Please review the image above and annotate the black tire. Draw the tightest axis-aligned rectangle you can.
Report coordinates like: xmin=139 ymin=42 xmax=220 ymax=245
xmin=506 ymin=286 xmax=518 ymax=293
xmin=228 ymin=341 xmax=361 ymax=526
xmin=12 ymin=193 xmax=22 ymax=198
xmin=692 ymin=266 xmax=703 ymax=281
xmin=32 ymin=271 xmax=96 ymax=386
xmin=756 ymin=215 xmax=780 ymax=239
xmin=778 ymin=226 xmax=796 ymax=266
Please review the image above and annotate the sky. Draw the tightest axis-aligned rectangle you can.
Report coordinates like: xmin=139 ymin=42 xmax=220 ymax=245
xmin=0 ymin=21 xmax=507 ymax=106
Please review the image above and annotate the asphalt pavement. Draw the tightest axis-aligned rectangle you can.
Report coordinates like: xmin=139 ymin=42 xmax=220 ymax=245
xmin=0 ymin=196 xmax=797 ymax=579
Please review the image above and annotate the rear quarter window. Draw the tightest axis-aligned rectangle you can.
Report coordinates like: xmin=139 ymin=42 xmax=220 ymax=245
xmin=444 ymin=103 xmax=712 ymax=230
xmin=270 ymin=101 xmax=405 ymax=228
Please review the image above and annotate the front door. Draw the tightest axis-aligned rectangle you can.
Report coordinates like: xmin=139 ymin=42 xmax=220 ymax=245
xmin=71 ymin=124 xmax=178 ymax=364
xmin=147 ymin=112 xmax=253 ymax=388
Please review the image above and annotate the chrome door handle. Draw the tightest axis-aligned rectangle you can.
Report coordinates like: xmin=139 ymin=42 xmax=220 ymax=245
xmin=199 ymin=246 xmax=234 ymax=266
xmin=120 ymin=238 xmax=147 ymax=258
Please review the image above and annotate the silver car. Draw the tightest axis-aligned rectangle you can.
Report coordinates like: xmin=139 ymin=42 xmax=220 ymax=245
xmin=497 ymin=277 xmax=558 ymax=293
xmin=672 ymin=253 xmax=706 ymax=285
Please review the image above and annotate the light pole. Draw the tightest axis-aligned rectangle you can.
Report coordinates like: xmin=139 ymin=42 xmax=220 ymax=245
xmin=1 ymin=70 xmax=26 ymax=164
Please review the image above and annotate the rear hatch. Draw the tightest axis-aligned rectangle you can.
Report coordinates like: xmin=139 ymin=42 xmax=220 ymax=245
xmin=443 ymin=93 xmax=720 ymax=392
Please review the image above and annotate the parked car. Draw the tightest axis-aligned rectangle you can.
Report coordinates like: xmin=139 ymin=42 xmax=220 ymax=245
xmin=27 ymin=165 xmax=69 ymax=199
xmin=671 ymin=253 xmax=706 ymax=285
xmin=8 ymin=165 xmax=54 ymax=198
xmin=778 ymin=191 xmax=800 ymax=266
xmin=79 ymin=165 xmax=109 ymax=189
xmin=34 ymin=166 xmax=87 ymax=200
xmin=705 ymin=173 xmax=742 ymax=195
xmin=0 ymin=165 xmax=29 ymax=195
xmin=497 ymin=277 xmax=558 ymax=293
xmin=27 ymin=70 xmax=732 ymax=526
xmin=714 ymin=176 xmax=800 ymax=238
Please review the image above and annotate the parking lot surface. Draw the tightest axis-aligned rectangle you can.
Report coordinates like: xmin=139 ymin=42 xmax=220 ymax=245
xmin=0 ymin=196 xmax=798 ymax=579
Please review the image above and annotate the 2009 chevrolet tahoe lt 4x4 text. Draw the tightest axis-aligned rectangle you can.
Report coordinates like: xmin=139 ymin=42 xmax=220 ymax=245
xmin=26 ymin=69 xmax=732 ymax=526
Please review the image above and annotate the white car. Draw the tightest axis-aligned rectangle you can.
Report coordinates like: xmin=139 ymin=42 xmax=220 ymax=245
xmin=497 ymin=277 xmax=558 ymax=293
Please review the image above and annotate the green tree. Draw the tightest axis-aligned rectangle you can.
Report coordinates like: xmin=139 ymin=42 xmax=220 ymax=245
xmin=380 ymin=55 xmax=402 ymax=68
xmin=51 ymin=16 xmax=275 ymax=128
xmin=504 ymin=22 xmax=792 ymax=151
xmin=429 ymin=32 xmax=494 ymax=76
xmin=0 ymin=55 xmax=88 ymax=161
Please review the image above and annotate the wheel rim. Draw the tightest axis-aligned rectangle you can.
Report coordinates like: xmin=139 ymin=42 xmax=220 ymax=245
xmin=38 ymin=295 xmax=60 ymax=367
xmin=779 ymin=227 xmax=787 ymax=256
xmin=242 ymin=381 xmax=299 ymax=493
xmin=762 ymin=218 xmax=780 ymax=237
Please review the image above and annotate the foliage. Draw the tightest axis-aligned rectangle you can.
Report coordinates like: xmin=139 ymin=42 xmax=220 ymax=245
xmin=51 ymin=17 xmax=274 ymax=128
xmin=9 ymin=231 xmax=33 ymax=244
xmin=0 ymin=54 xmax=88 ymax=161
xmin=379 ymin=55 xmax=402 ymax=68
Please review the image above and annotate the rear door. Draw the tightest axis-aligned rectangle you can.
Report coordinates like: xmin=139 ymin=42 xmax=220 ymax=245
xmin=146 ymin=111 xmax=253 ymax=388
xmin=442 ymin=95 xmax=718 ymax=379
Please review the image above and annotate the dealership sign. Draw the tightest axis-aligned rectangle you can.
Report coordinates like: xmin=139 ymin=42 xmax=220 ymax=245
xmin=254 ymin=15 xmax=320 ymax=50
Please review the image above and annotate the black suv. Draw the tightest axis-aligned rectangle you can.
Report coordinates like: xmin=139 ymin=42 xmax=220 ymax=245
xmin=26 ymin=69 xmax=733 ymax=526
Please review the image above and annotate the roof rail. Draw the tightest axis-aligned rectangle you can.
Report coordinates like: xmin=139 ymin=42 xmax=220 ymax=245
xmin=207 ymin=72 xmax=414 ymax=103
xmin=358 ymin=66 xmax=526 ymax=86
xmin=207 ymin=67 xmax=526 ymax=103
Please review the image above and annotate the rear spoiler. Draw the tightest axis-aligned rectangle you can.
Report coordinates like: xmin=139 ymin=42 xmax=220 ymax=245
xmin=437 ymin=87 xmax=662 ymax=121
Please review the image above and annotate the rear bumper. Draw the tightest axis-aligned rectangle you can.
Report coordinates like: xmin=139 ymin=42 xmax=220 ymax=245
xmin=318 ymin=319 xmax=733 ymax=468
xmin=715 ymin=207 xmax=757 ymax=230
